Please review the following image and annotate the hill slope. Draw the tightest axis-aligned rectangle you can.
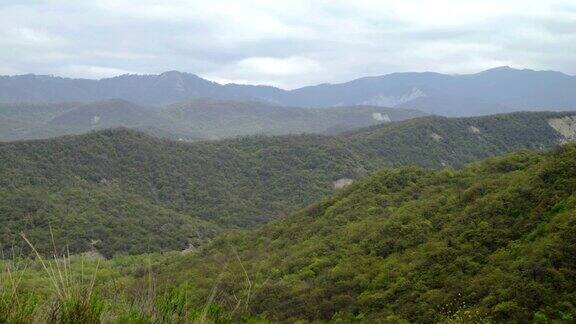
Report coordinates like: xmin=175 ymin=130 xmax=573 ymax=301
xmin=0 ymin=183 xmax=217 ymax=258
xmin=49 ymin=99 xmax=166 ymax=128
xmin=165 ymin=144 xmax=576 ymax=322
xmin=0 ymin=99 xmax=424 ymax=142
xmin=1 ymin=67 xmax=575 ymax=116
xmin=1 ymin=111 xmax=575 ymax=256
xmin=163 ymin=98 xmax=424 ymax=139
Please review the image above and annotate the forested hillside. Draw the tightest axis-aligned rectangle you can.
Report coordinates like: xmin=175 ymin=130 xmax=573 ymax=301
xmin=0 ymin=111 xmax=574 ymax=256
xmin=3 ymin=2 xmax=575 ymax=323
xmin=163 ymin=144 xmax=576 ymax=322
xmin=0 ymin=99 xmax=424 ymax=142
xmin=162 ymin=98 xmax=424 ymax=138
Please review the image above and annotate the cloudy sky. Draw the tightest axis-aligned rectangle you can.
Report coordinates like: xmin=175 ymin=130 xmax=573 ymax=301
xmin=0 ymin=0 xmax=575 ymax=88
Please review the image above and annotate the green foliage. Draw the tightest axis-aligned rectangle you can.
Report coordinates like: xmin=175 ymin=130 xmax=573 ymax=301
xmin=163 ymin=99 xmax=424 ymax=139
xmin=0 ymin=102 xmax=80 ymax=142
xmin=2 ymin=144 xmax=576 ymax=322
xmin=0 ymin=288 xmax=37 ymax=323
xmin=0 ymin=111 xmax=573 ymax=256
xmin=0 ymin=183 xmax=217 ymax=258
xmin=53 ymin=294 xmax=105 ymax=324
xmin=156 ymin=287 xmax=188 ymax=323
xmin=0 ymin=258 xmax=38 ymax=323
xmin=159 ymin=144 xmax=576 ymax=322
xmin=0 ymin=252 xmax=266 ymax=323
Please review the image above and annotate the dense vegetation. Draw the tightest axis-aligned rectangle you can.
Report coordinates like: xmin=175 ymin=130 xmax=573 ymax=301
xmin=0 ymin=183 xmax=217 ymax=258
xmin=162 ymin=144 xmax=576 ymax=322
xmin=0 ymin=252 xmax=248 ymax=323
xmin=0 ymin=111 xmax=574 ymax=256
xmin=0 ymin=102 xmax=79 ymax=141
xmin=2 ymin=144 xmax=575 ymax=322
xmin=162 ymin=98 xmax=424 ymax=139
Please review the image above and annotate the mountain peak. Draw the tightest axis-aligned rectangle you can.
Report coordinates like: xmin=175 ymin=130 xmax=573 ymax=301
xmin=480 ymin=66 xmax=516 ymax=73
xmin=159 ymin=70 xmax=200 ymax=78
xmin=160 ymin=70 xmax=184 ymax=76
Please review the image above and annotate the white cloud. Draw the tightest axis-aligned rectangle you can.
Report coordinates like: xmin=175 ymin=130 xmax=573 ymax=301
xmin=0 ymin=27 xmax=66 ymax=48
xmin=206 ymin=56 xmax=322 ymax=88
xmin=0 ymin=0 xmax=574 ymax=86
xmin=57 ymin=65 xmax=134 ymax=79
xmin=235 ymin=57 xmax=321 ymax=76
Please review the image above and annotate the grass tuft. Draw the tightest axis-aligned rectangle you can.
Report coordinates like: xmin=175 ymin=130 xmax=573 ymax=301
xmin=21 ymin=230 xmax=104 ymax=323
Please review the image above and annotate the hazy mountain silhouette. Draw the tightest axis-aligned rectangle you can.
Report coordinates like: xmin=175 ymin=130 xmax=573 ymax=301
xmin=1 ymin=67 xmax=575 ymax=116
xmin=0 ymin=98 xmax=425 ymax=141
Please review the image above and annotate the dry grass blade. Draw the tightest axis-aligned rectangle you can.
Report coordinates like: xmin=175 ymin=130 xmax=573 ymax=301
xmin=199 ymin=263 xmax=228 ymax=324
xmin=20 ymin=231 xmax=105 ymax=323
xmin=231 ymin=246 xmax=252 ymax=312
xmin=20 ymin=233 xmax=64 ymax=301
xmin=87 ymin=259 xmax=100 ymax=301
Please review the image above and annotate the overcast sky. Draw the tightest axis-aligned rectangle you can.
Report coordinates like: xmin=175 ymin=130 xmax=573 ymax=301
xmin=0 ymin=0 xmax=575 ymax=89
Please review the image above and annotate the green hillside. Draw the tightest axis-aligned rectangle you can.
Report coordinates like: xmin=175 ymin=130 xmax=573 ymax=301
xmin=163 ymin=144 xmax=576 ymax=323
xmin=0 ymin=182 xmax=217 ymax=258
xmin=346 ymin=112 xmax=573 ymax=168
xmin=163 ymin=98 xmax=425 ymax=138
xmin=0 ymin=102 xmax=79 ymax=141
xmin=0 ymin=99 xmax=425 ymax=142
xmin=0 ymin=111 xmax=574 ymax=256
xmin=0 ymin=102 xmax=78 ymax=124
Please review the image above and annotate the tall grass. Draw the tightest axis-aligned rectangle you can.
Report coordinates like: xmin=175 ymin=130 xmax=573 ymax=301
xmin=0 ymin=254 xmax=37 ymax=323
xmin=21 ymin=232 xmax=104 ymax=323
xmin=2 ymin=234 xmax=263 ymax=323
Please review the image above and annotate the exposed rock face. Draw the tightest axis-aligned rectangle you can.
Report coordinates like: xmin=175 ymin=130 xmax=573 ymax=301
xmin=468 ymin=125 xmax=481 ymax=134
xmin=372 ymin=112 xmax=391 ymax=122
xmin=80 ymin=250 xmax=105 ymax=261
xmin=334 ymin=178 xmax=353 ymax=189
xmin=431 ymin=132 xmax=443 ymax=141
xmin=363 ymin=88 xmax=427 ymax=107
xmin=548 ymin=116 xmax=576 ymax=143
xmin=181 ymin=243 xmax=196 ymax=254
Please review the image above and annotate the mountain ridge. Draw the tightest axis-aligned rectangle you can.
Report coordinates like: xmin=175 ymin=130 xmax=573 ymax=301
xmin=0 ymin=98 xmax=425 ymax=141
xmin=1 ymin=67 xmax=575 ymax=116
xmin=1 ymin=110 xmax=575 ymax=256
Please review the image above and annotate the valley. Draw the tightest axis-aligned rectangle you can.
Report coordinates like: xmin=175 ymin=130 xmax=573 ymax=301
xmin=1 ymin=82 xmax=576 ymax=323
xmin=0 ymin=111 xmax=574 ymax=258
xmin=2 ymin=1 xmax=576 ymax=322
xmin=2 ymin=136 xmax=575 ymax=322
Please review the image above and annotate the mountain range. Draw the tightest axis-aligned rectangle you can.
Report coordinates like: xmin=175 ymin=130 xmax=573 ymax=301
xmin=1 ymin=67 xmax=575 ymax=116
xmin=2 ymin=72 xmax=576 ymax=322
xmin=2 ymin=110 xmax=575 ymax=257
xmin=0 ymin=99 xmax=424 ymax=142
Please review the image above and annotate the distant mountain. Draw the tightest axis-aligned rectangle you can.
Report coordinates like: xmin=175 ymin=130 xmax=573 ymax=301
xmin=0 ymin=71 xmax=277 ymax=105
xmin=0 ymin=67 xmax=575 ymax=116
xmin=284 ymin=66 xmax=576 ymax=115
xmin=1 ymin=111 xmax=575 ymax=256
xmin=0 ymin=98 xmax=425 ymax=141
xmin=163 ymin=98 xmax=425 ymax=139
xmin=49 ymin=99 xmax=165 ymax=128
